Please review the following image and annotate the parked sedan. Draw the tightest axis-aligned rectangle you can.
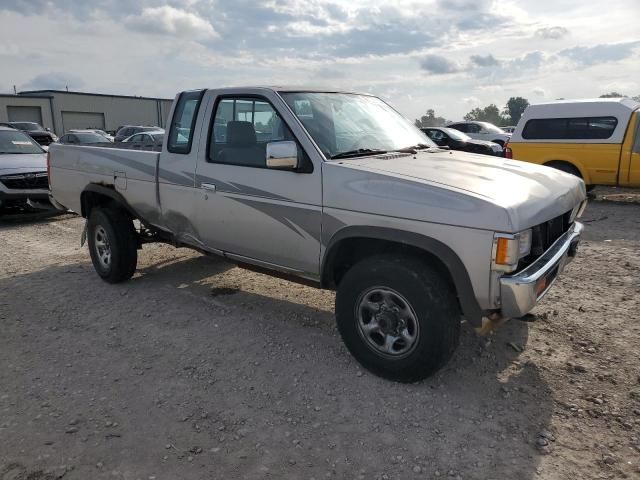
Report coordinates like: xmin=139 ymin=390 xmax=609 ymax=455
xmin=114 ymin=125 xmax=163 ymax=142
xmin=122 ymin=130 xmax=164 ymax=151
xmin=446 ymin=121 xmax=511 ymax=146
xmin=421 ymin=127 xmax=503 ymax=156
xmin=58 ymin=132 xmax=113 ymax=145
xmin=0 ymin=126 xmax=49 ymax=212
xmin=0 ymin=121 xmax=58 ymax=146
xmin=70 ymin=129 xmax=114 ymax=141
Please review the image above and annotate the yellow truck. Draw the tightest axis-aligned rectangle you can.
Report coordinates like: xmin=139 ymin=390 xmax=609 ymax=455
xmin=505 ymin=98 xmax=640 ymax=189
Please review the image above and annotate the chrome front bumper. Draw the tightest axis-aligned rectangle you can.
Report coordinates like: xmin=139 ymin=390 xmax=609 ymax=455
xmin=500 ymin=221 xmax=584 ymax=318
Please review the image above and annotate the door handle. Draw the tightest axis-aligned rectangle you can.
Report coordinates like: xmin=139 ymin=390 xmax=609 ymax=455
xmin=201 ymin=183 xmax=217 ymax=192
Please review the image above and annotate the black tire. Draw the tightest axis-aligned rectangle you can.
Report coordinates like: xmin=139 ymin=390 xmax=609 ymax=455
xmin=546 ymin=161 xmax=581 ymax=178
xmin=335 ymin=254 xmax=461 ymax=382
xmin=87 ymin=207 xmax=138 ymax=283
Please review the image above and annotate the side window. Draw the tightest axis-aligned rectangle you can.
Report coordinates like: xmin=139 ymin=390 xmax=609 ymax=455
xmin=208 ymin=97 xmax=294 ymax=168
xmin=450 ymin=123 xmax=466 ymax=133
xmin=523 ymin=117 xmax=618 ymax=140
xmin=467 ymin=123 xmax=481 ymax=133
xmin=168 ymin=90 xmax=204 ymax=154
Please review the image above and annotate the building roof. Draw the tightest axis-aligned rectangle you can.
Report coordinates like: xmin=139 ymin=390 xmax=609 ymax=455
xmin=18 ymin=89 xmax=173 ymax=102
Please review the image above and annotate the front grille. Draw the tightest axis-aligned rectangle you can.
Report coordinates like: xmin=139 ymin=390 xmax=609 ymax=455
xmin=0 ymin=172 xmax=49 ymax=190
xmin=519 ymin=210 xmax=572 ymax=269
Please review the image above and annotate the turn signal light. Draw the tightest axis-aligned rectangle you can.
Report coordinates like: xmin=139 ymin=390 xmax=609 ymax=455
xmin=495 ymin=237 xmax=511 ymax=265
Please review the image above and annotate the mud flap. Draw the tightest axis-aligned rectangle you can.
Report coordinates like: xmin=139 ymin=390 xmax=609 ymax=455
xmin=81 ymin=219 xmax=88 ymax=247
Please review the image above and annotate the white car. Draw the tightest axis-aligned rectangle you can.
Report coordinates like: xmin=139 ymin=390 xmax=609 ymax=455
xmin=447 ymin=121 xmax=511 ymax=146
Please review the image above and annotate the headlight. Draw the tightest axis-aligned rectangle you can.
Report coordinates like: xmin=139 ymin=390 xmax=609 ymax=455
xmin=493 ymin=229 xmax=532 ymax=271
xmin=518 ymin=229 xmax=532 ymax=257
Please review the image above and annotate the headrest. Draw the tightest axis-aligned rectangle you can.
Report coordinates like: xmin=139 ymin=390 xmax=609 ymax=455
xmin=226 ymin=121 xmax=256 ymax=145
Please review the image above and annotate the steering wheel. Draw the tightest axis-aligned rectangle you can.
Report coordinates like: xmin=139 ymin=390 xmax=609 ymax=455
xmin=348 ymin=134 xmax=381 ymax=151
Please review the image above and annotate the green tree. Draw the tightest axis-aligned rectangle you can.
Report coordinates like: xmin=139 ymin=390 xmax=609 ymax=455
xmin=504 ymin=97 xmax=529 ymax=125
xmin=633 ymin=95 xmax=640 ymax=102
xmin=463 ymin=104 xmax=502 ymax=125
xmin=599 ymin=92 xmax=625 ymax=98
xmin=414 ymin=109 xmax=449 ymax=127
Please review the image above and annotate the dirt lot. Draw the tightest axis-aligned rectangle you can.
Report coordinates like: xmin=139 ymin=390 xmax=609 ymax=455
xmin=1 ymin=189 xmax=639 ymax=480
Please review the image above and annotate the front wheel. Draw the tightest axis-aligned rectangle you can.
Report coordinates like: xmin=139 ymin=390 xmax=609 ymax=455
xmin=335 ymin=254 xmax=461 ymax=382
xmin=87 ymin=207 xmax=138 ymax=283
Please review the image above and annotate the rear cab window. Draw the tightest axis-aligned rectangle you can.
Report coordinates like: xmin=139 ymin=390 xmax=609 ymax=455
xmin=168 ymin=90 xmax=205 ymax=154
xmin=523 ymin=117 xmax=618 ymax=140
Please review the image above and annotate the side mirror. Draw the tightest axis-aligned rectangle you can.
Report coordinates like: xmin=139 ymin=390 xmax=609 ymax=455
xmin=266 ymin=141 xmax=299 ymax=170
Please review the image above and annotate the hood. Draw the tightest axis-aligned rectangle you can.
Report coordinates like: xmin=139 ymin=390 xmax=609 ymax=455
xmin=323 ymin=150 xmax=586 ymax=232
xmin=0 ymin=153 xmax=47 ymax=174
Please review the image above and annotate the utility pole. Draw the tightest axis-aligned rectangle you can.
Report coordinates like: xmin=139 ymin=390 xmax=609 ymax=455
xmin=13 ymin=85 xmax=16 ymax=94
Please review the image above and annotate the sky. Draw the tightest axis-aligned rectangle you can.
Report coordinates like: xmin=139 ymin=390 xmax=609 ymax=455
xmin=0 ymin=0 xmax=639 ymax=121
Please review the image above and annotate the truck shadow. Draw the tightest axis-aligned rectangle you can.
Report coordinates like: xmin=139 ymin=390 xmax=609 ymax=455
xmin=0 ymin=254 xmax=550 ymax=480
xmin=0 ymin=210 xmax=71 ymax=228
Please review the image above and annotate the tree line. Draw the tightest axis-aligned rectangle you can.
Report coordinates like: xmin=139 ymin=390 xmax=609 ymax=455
xmin=414 ymin=92 xmax=640 ymax=129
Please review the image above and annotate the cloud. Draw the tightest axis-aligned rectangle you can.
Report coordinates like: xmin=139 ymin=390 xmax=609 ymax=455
xmin=559 ymin=41 xmax=640 ymax=67
xmin=21 ymin=72 xmax=84 ymax=91
xmin=535 ymin=26 xmax=569 ymax=40
xmin=470 ymin=54 xmax=500 ymax=67
xmin=533 ymin=87 xmax=546 ymax=97
xmin=419 ymin=54 xmax=460 ymax=75
xmin=125 ymin=6 xmax=218 ymax=40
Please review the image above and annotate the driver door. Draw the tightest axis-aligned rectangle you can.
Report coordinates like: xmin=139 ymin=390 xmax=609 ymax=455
xmin=194 ymin=92 xmax=323 ymax=278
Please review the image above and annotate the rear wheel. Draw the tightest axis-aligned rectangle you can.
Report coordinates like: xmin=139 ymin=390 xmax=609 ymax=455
xmin=546 ymin=161 xmax=581 ymax=178
xmin=87 ymin=207 xmax=137 ymax=283
xmin=545 ymin=161 xmax=593 ymax=191
xmin=335 ymin=254 xmax=461 ymax=382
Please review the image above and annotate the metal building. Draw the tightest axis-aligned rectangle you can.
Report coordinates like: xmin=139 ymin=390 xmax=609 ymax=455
xmin=0 ymin=90 xmax=173 ymax=136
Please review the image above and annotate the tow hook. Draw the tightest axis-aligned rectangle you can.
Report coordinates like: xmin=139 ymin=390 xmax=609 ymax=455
xmin=475 ymin=312 xmax=505 ymax=336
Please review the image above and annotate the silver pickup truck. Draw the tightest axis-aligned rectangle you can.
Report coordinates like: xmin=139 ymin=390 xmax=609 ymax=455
xmin=49 ymin=87 xmax=586 ymax=382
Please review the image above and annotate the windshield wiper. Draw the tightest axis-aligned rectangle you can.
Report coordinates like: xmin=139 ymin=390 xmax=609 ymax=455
xmin=393 ymin=143 xmax=441 ymax=153
xmin=330 ymin=148 xmax=388 ymax=159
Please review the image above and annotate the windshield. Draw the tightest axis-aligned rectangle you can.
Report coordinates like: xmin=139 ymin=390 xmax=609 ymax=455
xmin=11 ymin=122 xmax=44 ymax=131
xmin=441 ymin=127 xmax=471 ymax=141
xmin=281 ymin=92 xmax=435 ymax=158
xmin=479 ymin=122 xmax=505 ymax=134
xmin=0 ymin=130 xmax=44 ymax=154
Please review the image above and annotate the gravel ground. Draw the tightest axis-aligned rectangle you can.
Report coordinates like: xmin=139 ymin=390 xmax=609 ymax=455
xmin=0 ymin=188 xmax=639 ymax=480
